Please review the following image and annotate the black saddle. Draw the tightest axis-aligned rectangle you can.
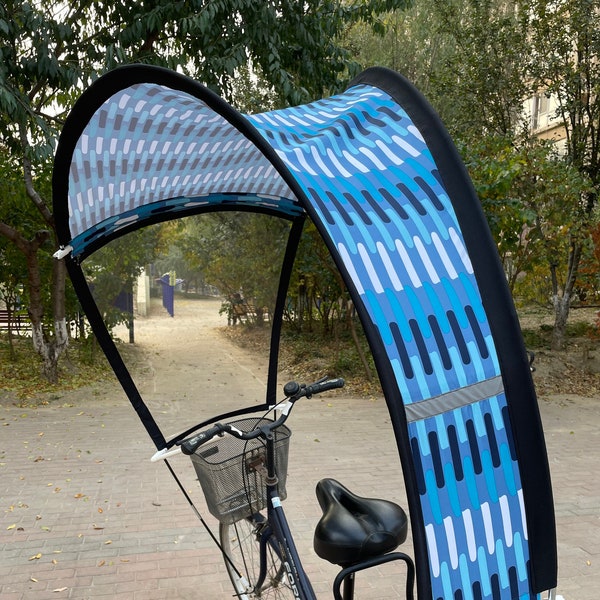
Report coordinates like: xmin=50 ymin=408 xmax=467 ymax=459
xmin=313 ymin=478 xmax=408 ymax=567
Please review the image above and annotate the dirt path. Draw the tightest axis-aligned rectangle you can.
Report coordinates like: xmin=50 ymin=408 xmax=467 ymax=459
xmin=111 ymin=297 xmax=274 ymax=438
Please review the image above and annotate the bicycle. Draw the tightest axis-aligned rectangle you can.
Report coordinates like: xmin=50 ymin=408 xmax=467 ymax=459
xmin=151 ymin=377 xmax=415 ymax=600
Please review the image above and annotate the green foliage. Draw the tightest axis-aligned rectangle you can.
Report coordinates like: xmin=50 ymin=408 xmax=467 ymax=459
xmin=172 ymin=212 xmax=290 ymax=321
xmin=287 ymin=220 xmax=348 ymax=333
xmin=82 ymin=227 xmax=161 ymax=330
xmin=525 ymin=0 xmax=600 ymax=186
xmin=0 ymin=156 xmax=60 ymax=323
xmin=461 ymin=135 xmax=590 ymax=293
xmin=423 ymin=0 xmax=531 ymax=139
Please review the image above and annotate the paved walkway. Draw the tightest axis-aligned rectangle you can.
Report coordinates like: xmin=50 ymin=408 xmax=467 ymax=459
xmin=1 ymin=298 xmax=598 ymax=599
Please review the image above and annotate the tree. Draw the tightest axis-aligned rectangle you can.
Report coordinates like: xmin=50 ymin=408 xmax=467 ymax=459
xmin=83 ymin=227 xmax=161 ymax=329
xmin=524 ymin=0 xmax=600 ymax=348
xmin=181 ymin=212 xmax=291 ymax=324
xmin=430 ymin=0 xmax=532 ymax=140
xmin=0 ymin=0 xmax=410 ymax=381
xmin=463 ymin=135 xmax=589 ymax=303
xmin=345 ymin=0 xmax=456 ymax=103
xmin=367 ymin=0 xmax=599 ymax=349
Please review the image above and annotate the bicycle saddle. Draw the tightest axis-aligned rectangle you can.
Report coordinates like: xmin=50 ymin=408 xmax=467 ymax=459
xmin=313 ymin=478 xmax=408 ymax=566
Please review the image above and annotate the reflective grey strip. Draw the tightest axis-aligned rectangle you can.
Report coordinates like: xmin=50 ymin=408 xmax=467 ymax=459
xmin=405 ymin=376 xmax=505 ymax=423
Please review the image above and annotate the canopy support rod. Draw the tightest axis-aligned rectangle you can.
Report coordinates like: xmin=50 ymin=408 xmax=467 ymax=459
xmin=66 ymin=259 xmax=167 ymax=449
xmin=265 ymin=215 xmax=306 ymax=405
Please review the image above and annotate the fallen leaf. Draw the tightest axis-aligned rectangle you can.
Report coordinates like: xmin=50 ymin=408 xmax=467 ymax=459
xmin=53 ymin=587 xmax=68 ymax=592
xmin=7 ymin=524 xmax=16 ymax=530
xmin=52 ymin=559 xmax=58 ymax=565
xmin=98 ymin=560 xmax=105 ymax=567
xmin=73 ymin=493 xmax=85 ymax=499
xmin=28 ymin=553 xmax=42 ymax=561
xmin=97 ymin=507 xmax=103 ymax=514
xmin=30 ymin=577 xmax=38 ymax=582
xmin=104 ymin=540 xmax=112 ymax=545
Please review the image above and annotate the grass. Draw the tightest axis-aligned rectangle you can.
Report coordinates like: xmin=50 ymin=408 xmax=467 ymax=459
xmin=0 ymin=335 xmax=115 ymax=405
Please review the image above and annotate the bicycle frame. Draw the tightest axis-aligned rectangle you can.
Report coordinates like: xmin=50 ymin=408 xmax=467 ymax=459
xmin=256 ymin=428 xmax=317 ymax=599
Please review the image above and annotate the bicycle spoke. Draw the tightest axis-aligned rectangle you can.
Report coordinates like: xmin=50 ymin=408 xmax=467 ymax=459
xmin=220 ymin=516 xmax=295 ymax=599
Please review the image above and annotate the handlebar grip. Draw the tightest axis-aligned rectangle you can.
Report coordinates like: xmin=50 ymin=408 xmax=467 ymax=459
xmin=180 ymin=423 xmax=227 ymax=455
xmin=304 ymin=377 xmax=345 ymax=397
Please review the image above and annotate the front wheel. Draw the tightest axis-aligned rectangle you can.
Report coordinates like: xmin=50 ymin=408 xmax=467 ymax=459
xmin=220 ymin=514 xmax=295 ymax=598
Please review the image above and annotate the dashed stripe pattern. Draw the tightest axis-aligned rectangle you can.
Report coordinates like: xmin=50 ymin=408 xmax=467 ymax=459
xmin=63 ymin=74 xmax=539 ymax=598
xmin=249 ymin=86 xmax=537 ymax=600
xmin=66 ymin=83 xmax=301 ymax=255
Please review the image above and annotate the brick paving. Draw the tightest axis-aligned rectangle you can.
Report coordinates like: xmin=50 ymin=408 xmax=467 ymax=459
xmin=1 ymin=298 xmax=598 ymax=599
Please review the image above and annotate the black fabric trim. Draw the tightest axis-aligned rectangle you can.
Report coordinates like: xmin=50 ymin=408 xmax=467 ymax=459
xmin=350 ymin=67 xmax=557 ymax=593
xmin=266 ymin=217 xmax=306 ymax=405
xmin=66 ymin=259 xmax=166 ymax=449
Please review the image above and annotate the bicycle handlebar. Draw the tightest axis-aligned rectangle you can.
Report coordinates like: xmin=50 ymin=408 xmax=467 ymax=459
xmin=299 ymin=377 xmax=345 ymax=399
xmin=160 ymin=377 xmax=345 ymax=459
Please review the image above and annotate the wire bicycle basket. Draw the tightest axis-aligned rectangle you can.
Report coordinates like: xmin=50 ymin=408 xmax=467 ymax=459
xmin=190 ymin=418 xmax=291 ymax=524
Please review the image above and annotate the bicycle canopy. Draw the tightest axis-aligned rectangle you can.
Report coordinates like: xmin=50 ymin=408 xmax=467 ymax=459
xmin=53 ymin=65 xmax=557 ymax=600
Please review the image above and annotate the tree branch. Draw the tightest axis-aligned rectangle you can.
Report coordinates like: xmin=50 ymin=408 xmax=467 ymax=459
xmin=19 ymin=125 xmax=54 ymax=228
xmin=0 ymin=221 xmax=28 ymax=252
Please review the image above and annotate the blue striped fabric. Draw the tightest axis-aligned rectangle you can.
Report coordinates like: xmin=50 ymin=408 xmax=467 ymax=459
xmin=249 ymin=85 xmax=538 ymax=600
xmin=58 ymin=69 xmax=545 ymax=599
xmin=65 ymin=82 xmax=302 ymax=255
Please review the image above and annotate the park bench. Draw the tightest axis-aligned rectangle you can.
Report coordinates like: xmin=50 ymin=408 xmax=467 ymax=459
xmin=0 ymin=309 xmax=29 ymax=334
xmin=223 ymin=296 xmax=265 ymax=325
xmin=228 ymin=298 xmax=256 ymax=325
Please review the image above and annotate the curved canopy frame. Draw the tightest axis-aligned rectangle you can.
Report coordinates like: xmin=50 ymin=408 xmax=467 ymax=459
xmin=52 ymin=65 xmax=557 ymax=600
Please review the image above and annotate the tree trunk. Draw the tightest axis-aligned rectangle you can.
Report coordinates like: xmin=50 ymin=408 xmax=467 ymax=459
xmin=551 ymin=294 xmax=570 ymax=351
xmin=343 ymin=297 xmax=372 ymax=381
xmin=550 ymin=239 xmax=582 ymax=351
xmin=23 ymin=233 xmax=69 ymax=383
